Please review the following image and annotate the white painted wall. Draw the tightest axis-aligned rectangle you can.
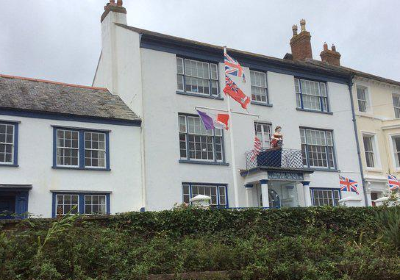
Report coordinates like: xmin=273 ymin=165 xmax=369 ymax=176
xmin=93 ymin=10 xmax=365 ymax=210
xmin=0 ymin=116 xmax=143 ymax=217
xmin=138 ymin=49 xmax=365 ymax=209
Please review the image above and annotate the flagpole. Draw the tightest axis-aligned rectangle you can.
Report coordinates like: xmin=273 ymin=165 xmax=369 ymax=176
xmin=224 ymin=46 xmax=240 ymax=208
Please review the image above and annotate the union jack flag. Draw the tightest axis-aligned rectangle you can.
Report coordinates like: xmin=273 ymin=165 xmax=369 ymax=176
xmin=340 ymin=176 xmax=359 ymax=195
xmin=224 ymin=51 xmax=246 ymax=82
xmin=388 ymin=174 xmax=400 ymax=191
xmin=250 ymin=136 xmax=262 ymax=161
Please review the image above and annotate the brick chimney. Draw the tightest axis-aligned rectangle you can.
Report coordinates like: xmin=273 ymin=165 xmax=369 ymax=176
xmin=290 ymin=19 xmax=313 ymax=61
xmin=320 ymin=43 xmax=341 ymax=66
xmin=101 ymin=0 xmax=127 ymax=22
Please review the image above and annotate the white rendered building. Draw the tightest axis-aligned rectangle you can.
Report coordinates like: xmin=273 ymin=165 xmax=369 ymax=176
xmin=0 ymin=74 xmax=143 ymax=218
xmin=93 ymin=2 xmax=366 ymax=210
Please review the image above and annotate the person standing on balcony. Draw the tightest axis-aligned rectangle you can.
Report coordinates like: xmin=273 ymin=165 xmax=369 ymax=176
xmin=271 ymin=126 xmax=283 ymax=149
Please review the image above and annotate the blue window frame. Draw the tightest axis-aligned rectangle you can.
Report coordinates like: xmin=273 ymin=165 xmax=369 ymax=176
xmin=182 ymin=183 xmax=228 ymax=208
xmin=310 ymin=188 xmax=341 ymax=206
xmin=52 ymin=127 xmax=110 ymax=170
xmin=0 ymin=121 xmax=18 ymax=166
xmin=176 ymin=57 xmax=220 ymax=98
xmin=300 ymin=127 xmax=336 ymax=170
xmin=52 ymin=192 xmax=110 ymax=217
xmin=179 ymin=114 xmax=225 ymax=164
xmin=295 ymin=78 xmax=329 ymax=112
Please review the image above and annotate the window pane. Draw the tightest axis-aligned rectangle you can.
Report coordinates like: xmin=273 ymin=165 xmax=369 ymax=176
xmin=363 ymin=135 xmax=375 ymax=168
xmin=301 ymin=128 xmax=335 ymax=169
xmin=251 ymin=71 xmax=268 ymax=103
xmin=184 ymin=185 xmax=227 ymax=207
xmin=180 ymin=115 xmax=223 ymax=162
xmin=56 ymin=194 xmax=79 ymax=216
xmin=84 ymin=195 xmax=106 ymax=215
xmin=56 ymin=130 xmax=79 ymax=166
xmin=84 ymin=132 xmax=106 ymax=168
xmin=0 ymin=124 xmax=14 ymax=164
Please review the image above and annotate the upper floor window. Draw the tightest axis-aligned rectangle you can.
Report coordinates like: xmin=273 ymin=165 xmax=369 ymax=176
xmin=54 ymin=193 xmax=109 ymax=217
xmin=393 ymin=94 xmax=400 ymax=118
xmin=177 ymin=57 xmax=219 ymax=97
xmin=295 ymin=78 xmax=328 ymax=112
xmin=254 ymin=122 xmax=272 ymax=148
xmin=300 ymin=128 xmax=336 ymax=169
xmin=250 ymin=70 xmax=268 ymax=103
xmin=391 ymin=135 xmax=400 ymax=169
xmin=0 ymin=122 xmax=18 ymax=165
xmin=357 ymin=86 xmax=370 ymax=113
xmin=362 ymin=134 xmax=377 ymax=168
xmin=311 ymin=188 xmax=341 ymax=206
xmin=54 ymin=128 xmax=109 ymax=170
xmin=183 ymin=183 xmax=227 ymax=208
xmin=179 ymin=114 xmax=224 ymax=162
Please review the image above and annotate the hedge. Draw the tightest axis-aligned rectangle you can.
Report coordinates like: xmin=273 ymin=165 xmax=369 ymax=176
xmin=0 ymin=207 xmax=399 ymax=279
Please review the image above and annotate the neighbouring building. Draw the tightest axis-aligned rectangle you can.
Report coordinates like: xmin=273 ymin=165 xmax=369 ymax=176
xmin=0 ymin=75 xmax=143 ymax=218
xmin=93 ymin=1 xmax=365 ymax=210
xmin=352 ymin=74 xmax=400 ymax=205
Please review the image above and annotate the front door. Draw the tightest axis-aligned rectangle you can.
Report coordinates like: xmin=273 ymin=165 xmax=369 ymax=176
xmin=0 ymin=196 xmax=16 ymax=219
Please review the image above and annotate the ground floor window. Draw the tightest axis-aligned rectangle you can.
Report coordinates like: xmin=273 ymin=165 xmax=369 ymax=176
xmin=53 ymin=193 xmax=110 ymax=217
xmin=182 ymin=183 xmax=228 ymax=208
xmin=310 ymin=188 xmax=341 ymax=206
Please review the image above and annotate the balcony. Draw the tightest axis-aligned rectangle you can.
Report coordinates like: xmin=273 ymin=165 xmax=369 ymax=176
xmin=244 ymin=148 xmax=304 ymax=171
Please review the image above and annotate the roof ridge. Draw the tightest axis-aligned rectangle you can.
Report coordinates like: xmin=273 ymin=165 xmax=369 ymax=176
xmin=0 ymin=74 xmax=109 ymax=91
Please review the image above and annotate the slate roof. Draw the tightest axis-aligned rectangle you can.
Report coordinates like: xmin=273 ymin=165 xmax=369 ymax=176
xmin=117 ymin=24 xmax=400 ymax=87
xmin=0 ymin=74 xmax=141 ymax=124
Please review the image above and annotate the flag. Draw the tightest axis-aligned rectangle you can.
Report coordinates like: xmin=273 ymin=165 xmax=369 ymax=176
xmin=388 ymin=174 xmax=400 ymax=191
xmin=223 ymin=76 xmax=250 ymax=109
xmin=196 ymin=110 xmax=229 ymax=130
xmin=250 ymin=136 xmax=262 ymax=161
xmin=340 ymin=176 xmax=359 ymax=195
xmin=224 ymin=51 xmax=246 ymax=82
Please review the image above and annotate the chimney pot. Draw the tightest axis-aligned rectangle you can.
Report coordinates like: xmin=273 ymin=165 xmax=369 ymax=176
xmin=290 ymin=19 xmax=312 ymax=61
xmin=109 ymin=0 xmax=116 ymax=6
xmin=300 ymin=19 xmax=306 ymax=32
xmin=117 ymin=0 xmax=123 ymax=6
xmin=292 ymin=25 xmax=298 ymax=36
xmin=320 ymin=43 xmax=341 ymax=66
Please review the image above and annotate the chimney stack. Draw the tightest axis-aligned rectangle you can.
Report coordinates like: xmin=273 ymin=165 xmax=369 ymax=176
xmin=320 ymin=43 xmax=341 ymax=66
xmin=101 ymin=0 xmax=127 ymax=22
xmin=290 ymin=19 xmax=313 ymax=61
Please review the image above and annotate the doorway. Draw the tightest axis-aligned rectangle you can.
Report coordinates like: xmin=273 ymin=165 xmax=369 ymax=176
xmin=0 ymin=195 xmax=16 ymax=219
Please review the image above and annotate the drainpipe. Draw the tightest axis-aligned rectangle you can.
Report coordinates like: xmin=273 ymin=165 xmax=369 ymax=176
xmin=348 ymin=76 xmax=369 ymax=206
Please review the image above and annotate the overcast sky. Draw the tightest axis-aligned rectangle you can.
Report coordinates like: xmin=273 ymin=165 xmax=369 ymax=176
xmin=1 ymin=0 xmax=399 ymax=86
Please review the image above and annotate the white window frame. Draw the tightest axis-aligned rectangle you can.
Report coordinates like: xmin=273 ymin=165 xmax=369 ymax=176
xmin=295 ymin=78 xmax=329 ymax=112
xmin=183 ymin=183 xmax=228 ymax=208
xmin=0 ymin=123 xmax=15 ymax=165
xmin=356 ymin=85 xmax=371 ymax=113
xmin=84 ymin=195 xmax=107 ymax=215
xmin=176 ymin=57 xmax=219 ymax=97
xmin=56 ymin=129 xmax=80 ymax=167
xmin=300 ymin=128 xmax=336 ymax=169
xmin=250 ymin=70 xmax=269 ymax=104
xmin=362 ymin=132 xmax=381 ymax=170
xmin=84 ymin=131 xmax=107 ymax=169
xmin=56 ymin=194 xmax=79 ymax=215
xmin=179 ymin=114 xmax=224 ymax=163
xmin=392 ymin=93 xmax=400 ymax=119
xmin=254 ymin=122 xmax=272 ymax=149
xmin=311 ymin=188 xmax=341 ymax=207
xmin=389 ymin=133 xmax=400 ymax=171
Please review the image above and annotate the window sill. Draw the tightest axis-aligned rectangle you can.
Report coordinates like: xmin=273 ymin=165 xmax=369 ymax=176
xmin=296 ymin=108 xmax=333 ymax=115
xmin=251 ymin=101 xmax=273 ymax=107
xmin=366 ymin=167 xmax=383 ymax=172
xmin=52 ymin=166 xmax=111 ymax=171
xmin=0 ymin=163 xmax=19 ymax=167
xmin=303 ymin=168 xmax=338 ymax=173
xmin=176 ymin=91 xmax=223 ymax=100
xmin=179 ymin=160 xmax=229 ymax=166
